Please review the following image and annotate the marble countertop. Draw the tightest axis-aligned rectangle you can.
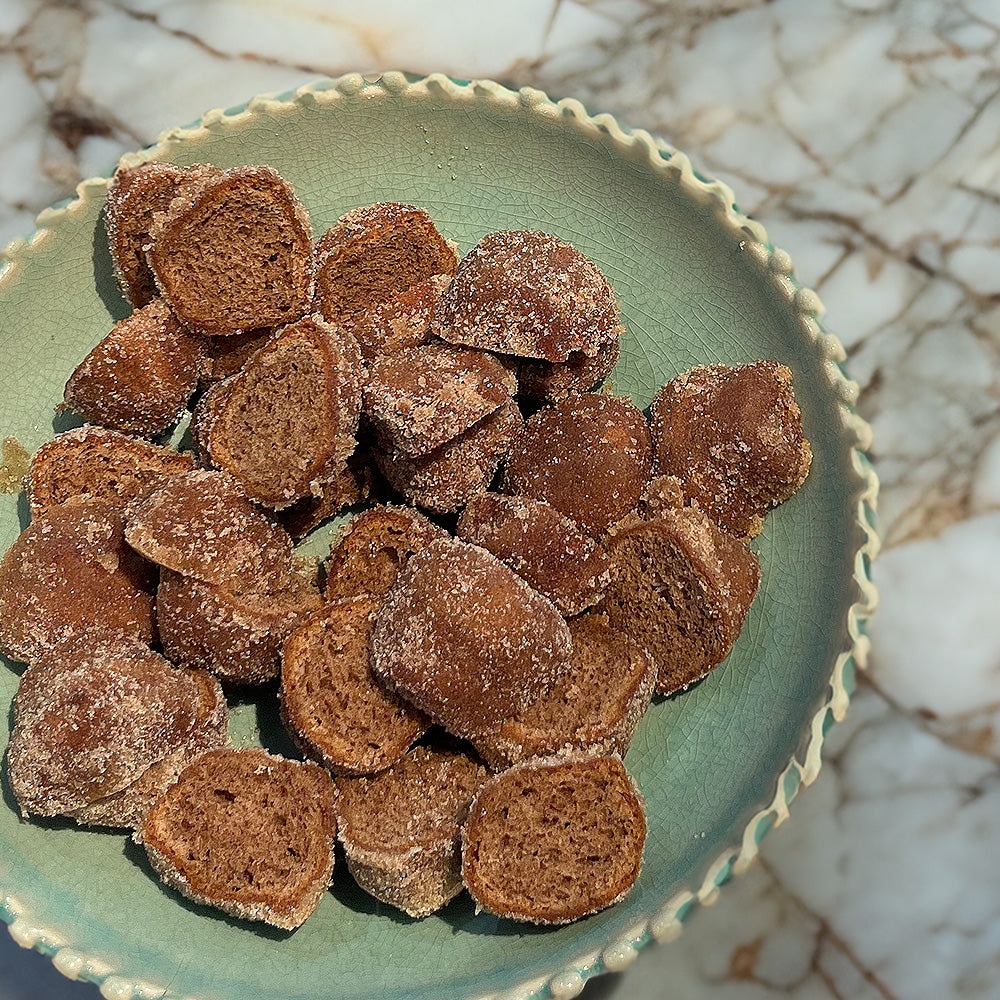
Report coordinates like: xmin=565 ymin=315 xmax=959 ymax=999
xmin=0 ymin=1 xmax=996 ymax=998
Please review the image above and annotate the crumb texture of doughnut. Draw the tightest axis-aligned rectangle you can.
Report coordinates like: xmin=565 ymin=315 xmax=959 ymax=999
xmin=27 ymin=425 xmax=195 ymax=517
xmin=194 ymin=314 xmax=365 ymax=509
xmin=649 ymin=362 xmax=812 ymax=538
xmin=461 ymin=755 xmax=646 ymax=924
xmin=148 ymin=165 xmax=314 ymax=334
xmin=503 ymin=393 xmax=652 ymax=537
xmin=364 ymin=343 xmax=516 ymax=457
xmin=374 ymin=398 xmax=522 ymax=515
xmin=280 ymin=597 xmax=429 ymax=775
xmin=323 ymin=504 xmax=449 ymax=603
xmin=158 ymin=567 xmax=323 ymax=685
xmin=516 ymin=338 xmax=620 ymax=402
xmin=8 ymin=630 xmax=228 ymax=827
xmin=434 ymin=231 xmax=624 ymax=362
xmin=0 ymin=502 xmax=156 ymax=663
xmin=124 ymin=470 xmax=294 ymax=588
xmin=599 ymin=507 xmax=761 ymax=694
xmin=456 ymin=493 xmax=612 ymax=616
xmin=63 ymin=299 xmax=203 ymax=438
xmin=473 ymin=613 xmax=655 ymax=770
xmin=353 ymin=274 xmax=450 ymax=361
xmin=314 ymin=203 xmax=458 ymax=334
xmin=104 ymin=161 xmax=193 ymax=308
xmin=335 ymin=746 xmax=488 ymax=917
xmin=137 ymin=748 xmax=337 ymax=930
xmin=371 ymin=537 xmax=573 ymax=739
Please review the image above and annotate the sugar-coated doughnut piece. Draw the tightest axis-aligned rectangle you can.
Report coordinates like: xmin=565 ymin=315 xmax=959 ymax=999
xmin=600 ymin=507 xmax=761 ymax=694
xmin=157 ymin=567 xmax=324 ymax=685
xmin=374 ymin=399 xmax=522 ymax=515
xmin=434 ymin=231 xmax=623 ymax=362
xmin=515 ymin=338 xmax=620 ymax=402
xmin=649 ymin=362 xmax=812 ymax=538
xmin=148 ymin=165 xmax=314 ymax=334
xmin=124 ymin=470 xmax=294 ymax=588
xmin=323 ymin=504 xmax=449 ymax=603
xmin=473 ymin=613 xmax=655 ymax=770
xmin=8 ymin=629 xmax=228 ymax=827
xmin=27 ymin=425 xmax=194 ymax=517
xmin=200 ymin=328 xmax=272 ymax=386
xmin=193 ymin=314 xmax=365 ymax=509
xmin=314 ymin=203 xmax=457 ymax=335
xmin=335 ymin=746 xmax=488 ymax=917
xmin=0 ymin=502 xmax=156 ymax=663
xmin=280 ymin=597 xmax=429 ymax=775
xmin=364 ymin=343 xmax=516 ymax=457
xmin=456 ymin=493 xmax=611 ymax=616
xmin=137 ymin=748 xmax=337 ymax=930
xmin=64 ymin=299 xmax=203 ymax=438
xmin=461 ymin=755 xmax=646 ymax=924
xmin=278 ymin=452 xmax=373 ymax=540
xmin=353 ymin=274 xmax=450 ymax=362
xmin=503 ymin=393 xmax=652 ymax=537
xmin=371 ymin=537 xmax=572 ymax=740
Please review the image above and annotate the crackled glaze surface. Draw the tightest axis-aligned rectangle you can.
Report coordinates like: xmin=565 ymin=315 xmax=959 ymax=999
xmin=0 ymin=3 xmax=994 ymax=1000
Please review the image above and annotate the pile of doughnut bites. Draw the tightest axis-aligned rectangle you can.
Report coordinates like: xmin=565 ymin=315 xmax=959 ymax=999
xmin=0 ymin=162 xmax=811 ymax=930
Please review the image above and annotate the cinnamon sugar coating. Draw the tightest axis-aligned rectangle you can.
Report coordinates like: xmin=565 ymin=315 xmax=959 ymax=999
xmin=515 ymin=338 xmax=620 ymax=402
xmin=599 ymin=507 xmax=761 ymax=694
xmin=8 ymin=629 xmax=228 ymax=827
xmin=63 ymin=298 xmax=203 ymax=438
xmin=335 ymin=745 xmax=488 ymax=917
xmin=433 ymin=231 xmax=624 ymax=362
xmin=370 ymin=537 xmax=573 ymax=740
xmin=503 ymin=393 xmax=652 ymax=537
xmin=649 ymin=362 xmax=812 ymax=538
xmin=353 ymin=274 xmax=450 ymax=361
xmin=456 ymin=492 xmax=612 ymax=616
xmin=461 ymin=754 xmax=646 ymax=924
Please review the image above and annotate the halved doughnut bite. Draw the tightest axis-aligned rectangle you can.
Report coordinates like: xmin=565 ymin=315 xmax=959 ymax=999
xmin=63 ymin=298 xmax=203 ymax=438
xmin=193 ymin=314 xmax=365 ymax=509
xmin=456 ymin=492 xmax=611 ymax=617
xmin=503 ymin=393 xmax=652 ymax=537
xmin=433 ymin=230 xmax=623 ymax=362
xmin=8 ymin=629 xmax=228 ymax=827
xmin=26 ymin=425 xmax=195 ymax=517
xmin=515 ymin=338 xmax=620 ymax=403
xmin=314 ymin=203 xmax=457 ymax=336
xmin=335 ymin=745 xmax=488 ymax=917
xmin=280 ymin=597 xmax=429 ymax=775
xmin=461 ymin=754 xmax=646 ymax=925
xmin=599 ymin=506 xmax=761 ymax=695
xmin=370 ymin=537 xmax=572 ymax=741
xmin=147 ymin=165 xmax=314 ymax=334
xmin=649 ymin=361 xmax=812 ymax=538
xmin=136 ymin=748 xmax=337 ymax=930
xmin=353 ymin=273 xmax=450 ymax=362
xmin=472 ymin=613 xmax=654 ymax=770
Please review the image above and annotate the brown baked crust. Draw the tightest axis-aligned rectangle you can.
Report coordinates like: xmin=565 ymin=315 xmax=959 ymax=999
xmin=194 ymin=313 xmax=365 ymax=509
xmin=370 ymin=537 xmax=573 ymax=740
xmin=137 ymin=748 xmax=337 ymax=929
xmin=433 ymin=231 xmax=624 ymax=362
xmin=322 ymin=504 xmax=448 ymax=603
xmin=461 ymin=754 xmax=646 ymax=924
xmin=599 ymin=508 xmax=761 ymax=694
xmin=649 ymin=362 xmax=812 ymax=538
xmin=280 ymin=597 xmax=429 ymax=775
xmin=157 ymin=567 xmax=324 ymax=685
xmin=8 ymin=629 xmax=228 ymax=827
xmin=0 ymin=502 xmax=156 ymax=663
xmin=148 ymin=165 xmax=314 ymax=333
xmin=363 ymin=343 xmax=516 ymax=457
xmin=63 ymin=299 xmax=204 ymax=438
xmin=456 ymin=492 xmax=612 ymax=616
xmin=502 ymin=393 xmax=652 ymax=537
xmin=472 ymin=612 xmax=655 ymax=770
xmin=27 ymin=425 xmax=195 ymax=517
xmin=335 ymin=745 xmax=488 ymax=917
xmin=313 ymin=203 xmax=457 ymax=335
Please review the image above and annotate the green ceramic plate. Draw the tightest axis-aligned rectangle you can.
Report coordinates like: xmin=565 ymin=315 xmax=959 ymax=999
xmin=0 ymin=74 xmax=877 ymax=1000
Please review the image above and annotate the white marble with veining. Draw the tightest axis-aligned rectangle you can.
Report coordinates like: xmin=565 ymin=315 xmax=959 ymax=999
xmin=1 ymin=1 xmax=998 ymax=998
